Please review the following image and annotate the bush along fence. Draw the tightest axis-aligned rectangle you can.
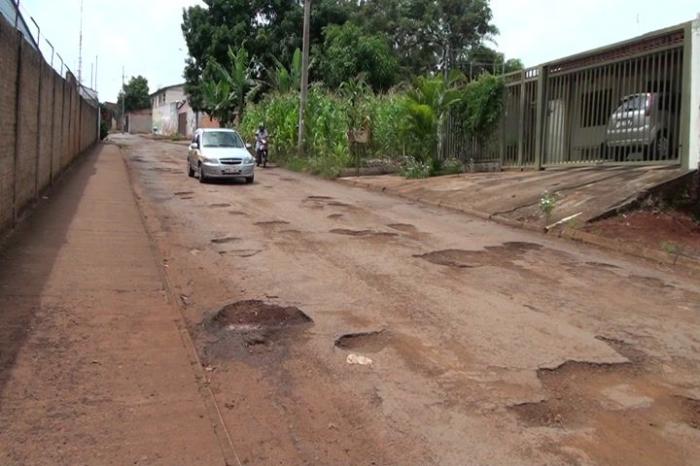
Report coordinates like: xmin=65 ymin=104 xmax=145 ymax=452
xmin=0 ymin=13 xmax=99 ymax=237
xmin=241 ymin=18 xmax=700 ymax=177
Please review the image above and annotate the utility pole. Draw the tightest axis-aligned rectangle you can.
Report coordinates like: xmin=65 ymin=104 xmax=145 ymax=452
xmin=78 ymin=0 xmax=84 ymax=83
xmin=121 ymin=66 xmax=126 ymax=133
xmin=297 ymin=0 xmax=311 ymax=155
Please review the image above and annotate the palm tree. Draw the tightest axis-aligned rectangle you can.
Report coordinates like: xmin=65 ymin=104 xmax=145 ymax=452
xmin=403 ymin=70 xmax=465 ymax=161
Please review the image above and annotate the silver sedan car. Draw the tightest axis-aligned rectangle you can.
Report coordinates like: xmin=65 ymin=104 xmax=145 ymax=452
xmin=187 ymin=128 xmax=256 ymax=183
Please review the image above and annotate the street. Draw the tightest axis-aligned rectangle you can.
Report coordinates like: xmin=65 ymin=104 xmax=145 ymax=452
xmin=117 ymin=134 xmax=699 ymax=465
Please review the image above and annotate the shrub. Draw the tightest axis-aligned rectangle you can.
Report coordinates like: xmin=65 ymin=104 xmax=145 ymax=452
xmin=100 ymin=120 xmax=109 ymax=140
xmin=400 ymin=157 xmax=431 ymax=179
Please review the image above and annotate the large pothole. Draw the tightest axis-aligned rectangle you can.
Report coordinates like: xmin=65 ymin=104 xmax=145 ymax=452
xmin=415 ymin=242 xmax=544 ymax=269
xmin=201 ymin=301 xmax=313 ymax=361
xmin=212 ymin=300 xmax=312 ymax=332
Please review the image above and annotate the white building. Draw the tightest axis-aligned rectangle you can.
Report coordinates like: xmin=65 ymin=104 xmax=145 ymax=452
xmin=150 ymin=83 xmax=219 ymax=137
xmin=150 ymin=83 xmax=186 ymax=136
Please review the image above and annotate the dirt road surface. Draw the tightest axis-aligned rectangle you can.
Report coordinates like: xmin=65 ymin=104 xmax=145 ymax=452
xmin=26 ymin=133 xmax=700 ymax=465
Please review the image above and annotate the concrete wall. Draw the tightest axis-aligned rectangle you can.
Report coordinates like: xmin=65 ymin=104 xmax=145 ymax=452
xmin=152 ymin=102 xmax=178 ymax=135
xmin=127 ymin=110 xmax=152 ymax=134
xmin=0 ymin=16 xmax=98 ymax=236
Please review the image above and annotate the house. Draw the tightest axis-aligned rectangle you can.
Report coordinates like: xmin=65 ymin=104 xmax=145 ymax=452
xmin=150 ymin=83 xmax=186 ymax=135
xmin=126 ymin=109 xmax=152 ymax=134
xmin=151 ymin=83 xmax=220 ymax=137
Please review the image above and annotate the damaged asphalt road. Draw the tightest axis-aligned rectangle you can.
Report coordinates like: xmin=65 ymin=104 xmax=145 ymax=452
xmin=119 ymin=134 xmax=700 ymax=466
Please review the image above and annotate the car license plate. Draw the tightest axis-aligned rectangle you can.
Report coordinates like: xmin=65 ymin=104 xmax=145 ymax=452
xmin=224 ymin=169 xmax=240 ymax=175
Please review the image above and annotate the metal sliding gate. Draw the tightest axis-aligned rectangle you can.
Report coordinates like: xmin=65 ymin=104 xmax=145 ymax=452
xmin=450 ymin=23 xmax=691 ymax=170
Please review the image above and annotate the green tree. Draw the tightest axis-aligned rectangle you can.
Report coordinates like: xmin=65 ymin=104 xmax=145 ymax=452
xmin=318 ymin=23 xmax=399 ymax=91
xmin=182 ymin=0 xmax=351 ymax=110
xmin=117 ymin=75 xmax=150 ymax=112
xmin=464 ymin=45 xmax=523 ymax=77
xmin=353 ymin=0 xmax=497 ymax=75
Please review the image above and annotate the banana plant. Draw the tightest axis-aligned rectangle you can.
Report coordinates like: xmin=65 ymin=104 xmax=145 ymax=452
xmin=267 ymin=48 xmax=302 ymax=94
xmin=201 ymin=46 xmax=258 ymax=126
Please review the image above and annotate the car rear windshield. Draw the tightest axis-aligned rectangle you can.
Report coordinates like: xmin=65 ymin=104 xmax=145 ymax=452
xmin=202 ymin=131 xmax=244 ymax=148
xmin=618 ymin=95 xmax=649 ymax=112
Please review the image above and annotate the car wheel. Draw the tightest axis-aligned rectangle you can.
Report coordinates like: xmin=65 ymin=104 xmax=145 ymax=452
xmin=198 ymin=164 xmax=207 ymax=183
xmin=187 ymin=162 xmax=195 ymax=177
xmin=245 ymin=175 xmax=254 ymax=184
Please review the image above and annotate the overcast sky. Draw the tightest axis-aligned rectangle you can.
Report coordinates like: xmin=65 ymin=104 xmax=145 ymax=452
xmin=20 ymin=0 xmax=700 ymax=103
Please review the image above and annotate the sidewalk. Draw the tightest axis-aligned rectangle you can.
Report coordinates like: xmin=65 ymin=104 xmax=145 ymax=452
xmin=0 ymin=144 xmax=227 ymax=465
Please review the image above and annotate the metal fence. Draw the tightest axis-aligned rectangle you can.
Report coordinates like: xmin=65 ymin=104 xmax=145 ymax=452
xmin=447 ymin=22 xmax=693 ymax=171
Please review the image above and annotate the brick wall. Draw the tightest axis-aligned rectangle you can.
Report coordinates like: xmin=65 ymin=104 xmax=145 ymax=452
xmin=0 ymin=16 xmax=98 ymax=237
xmin=0 ymin=17 xmax=19 ymax=233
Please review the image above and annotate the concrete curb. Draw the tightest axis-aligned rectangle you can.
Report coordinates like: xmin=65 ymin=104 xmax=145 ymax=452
xmin=338 ymin=177 xmax=700 ymax=273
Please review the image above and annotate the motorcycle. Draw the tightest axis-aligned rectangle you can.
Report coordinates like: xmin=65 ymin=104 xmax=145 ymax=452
xmin=256 ymin=138 xmax=268 ymax=168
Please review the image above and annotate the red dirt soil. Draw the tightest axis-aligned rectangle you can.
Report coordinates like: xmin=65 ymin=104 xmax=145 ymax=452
xmin=584 ymin=209 xmax=700 ymax=259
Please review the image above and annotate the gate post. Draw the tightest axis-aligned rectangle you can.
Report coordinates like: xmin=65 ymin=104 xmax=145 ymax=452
xmin=534 ymin=65 xmax=548 ymax=170
xmin=681 ymin=16 xmax=700 ymax=171
xmin=516 ymin=70 xmax=526 ymax=167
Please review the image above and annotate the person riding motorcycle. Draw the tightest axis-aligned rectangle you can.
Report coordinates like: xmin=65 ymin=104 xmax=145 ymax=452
xmin=255 ymin=123 xmax=269 ymax=167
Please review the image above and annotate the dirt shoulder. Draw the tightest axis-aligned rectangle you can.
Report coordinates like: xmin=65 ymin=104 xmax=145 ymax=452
xmin=0 ymin=143 xmax=227 ymax=466
xmin=583 ymin=208 xmax=700 ymax=261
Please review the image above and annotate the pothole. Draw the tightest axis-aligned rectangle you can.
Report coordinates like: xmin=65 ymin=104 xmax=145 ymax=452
xmin=628 ymin=275 xmax=674 ymax=289
xmin=415 ymin=250 xmax=481 ymax=268
xmin=211 ymin=237 xmax=240 ymax=244
xmin=307 ymin=195 xmax=333 ymax=200
xmin=586 ymin=261 xmax=621 ymax=269
xmin=254 ymin=220 xmax=290 ymax=227
xmin=212 ymin=300 xmax=312 ymax=333
xmin=388 ymin=223 xmax=417 ymax=232
xmin=509 ymin=399 xmax=565 ymax=427
xmin=149 ymin=167 xmax=181 ymax=174
xmin=416 ymin=242 xmax=544 ymax=269
xmin=174 ymin=191 xmax=194 ymax=196
xmin=335 ymin=330 xmax=391 ymax=353
xmin=202 ymin=301 xmax=314 ymax=360
xmin=675 ymin=396 xmax=700 ymax=429
xmin=328 ymin=213 xmax=343 ymax=220
xmin=330 ymin=229 xmax=398 ymax=238
xmin=328 ymin=201 xmax=350 ymax=207
xmin=209 ymin=203 xmax=231 ymax=208
xmin=509 ymin=360 xmax=637 ymax=428
xmin=500 ymin=242 xmax=543 ymax=253
xmin=596 ymin=336 xmax=651 ymax=366
xmin=228 ymin=210 xmax=248 ymax=216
